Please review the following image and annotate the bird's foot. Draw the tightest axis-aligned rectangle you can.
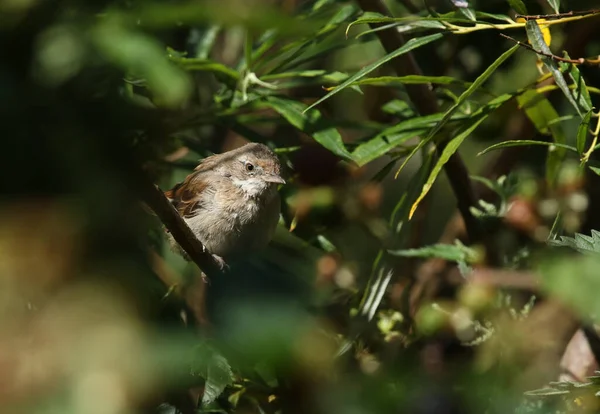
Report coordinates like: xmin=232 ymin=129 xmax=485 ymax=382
xmin=212 ymin=254 xmax=229 ymax=271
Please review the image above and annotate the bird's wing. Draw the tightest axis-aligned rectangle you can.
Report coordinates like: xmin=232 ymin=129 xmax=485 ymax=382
xmin=164 ymin=171 xmax=211 ymax=219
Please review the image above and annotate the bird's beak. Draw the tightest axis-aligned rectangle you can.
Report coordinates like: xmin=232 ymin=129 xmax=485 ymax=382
xmin=264 ymin=174 xmax=286 ymax=185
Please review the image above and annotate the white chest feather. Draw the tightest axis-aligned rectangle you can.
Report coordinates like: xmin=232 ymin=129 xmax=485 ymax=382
xmin=232 ymin=178 xmax=268 ymax=199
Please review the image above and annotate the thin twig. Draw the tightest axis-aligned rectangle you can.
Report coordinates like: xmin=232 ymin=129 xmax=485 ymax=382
xmin=516 ymin=9 xmax=600 ymax=20
xmin=500 ymin=33 xmax=585 ymax=64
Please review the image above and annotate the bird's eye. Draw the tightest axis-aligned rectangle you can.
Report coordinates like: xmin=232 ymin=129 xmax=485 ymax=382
xmin=245 ymin=162 xmax=255 ymax=172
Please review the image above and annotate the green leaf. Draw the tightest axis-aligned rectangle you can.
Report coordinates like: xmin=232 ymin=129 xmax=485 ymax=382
xmin=459 ymin=8 xmax=477 ymax=22
xmin=507 ymin=0 xmax=528 ymax=14
xmin=352 ymin=114 xmax=441 ymax=166
xmin=517 ymin=90 xmax=562 ymax=136
xmin=475 ymin=12 xmax=514 ymax=23
xmin=265 ymin=96 xmax=353 ymax=160
xmin=526 ymin=20 xmax=582 ymax=117
xmin=191 ymin=343 xmax=234 ymax=406
xmin=395 ymin=46 xmax=518 ymax=179
xmin=389 ymin=240 xmax=478 ymax=263
xmin=303 ymin=33 xmax=444 ymax=112
xmin=351 ymin=75 xmax=471 ymax=87
xmin=92 ymin=22 xmax=192 ymax=108
xmin=560 ymin=52 xmax=593 ymax=113
xmin=171 ymin=57 xmax=240 ymax=82
xmin=516 ymin=90 xmax=567 ymax=186
xmin=548 ymin=230 xmax=600 ymax=255
xmin=426 ymin=44 xmax=518 ymax=143
xmin=546 ymin=0 xmax=560 ymax=14
xmin=589 ymin=166 xmax=600 ymax=176
xmin=478 ymin=140 xmax=577 ymax=156
xmin=409 ymin=115 xmax=489 ymax=218
xmin=356 ymin=155 xmax=435 ymax=325
xmin=577 ymin=109 xmax=594 ymax=155
xmin=524 ymin=387 xmax=571 ymax=397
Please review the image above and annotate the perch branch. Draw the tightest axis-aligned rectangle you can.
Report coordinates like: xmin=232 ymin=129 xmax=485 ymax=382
xmin=499 ymin=33 xmax=586 ymax=64
xmin=355 ymin=0 xmax=482 ymax=243
xmin=516 ymin=9 xmax=600 ymax=20
xmin=138 ymin=175 xmax=225 ymax=282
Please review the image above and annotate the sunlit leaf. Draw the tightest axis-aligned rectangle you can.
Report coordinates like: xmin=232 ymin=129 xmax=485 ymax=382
xmin=409 ymin=115 xmax=488 ymax=219
xmin=304 ymin=33 xmax=444 ymax=112
xmin=560 ymin=52 xmax=593 ymax=113
xmin=526 ymin=20 xmax=582 ymax=117
xmin=265 ymin=96 xmax=352 ymax=160
xmin=425 ymin=44 xmax=518 ymax=141
xmin=516 ymin=90 xmax=566 ymax=185
xmin=475 ymin=12 xmax=514 ymax=23
xmin=577 ymin=109 xmax=593 ymax=155
xmin=351 ymin=75 xmax=471 ymax=87
xmin=478 ymin=140 xmax=577 ymax=156
xmin=394 ymin=45 xmax=518 ymax=179
xmin=546 ymin=0 xmax=560 ymax=14
xmin=549 ymin=230 xmax=600 ymax=255
xmin=389 ymin=240 xmax=477 ymax=262
xmin=459 ymin=8 xmax=477 ymax=22
xmin=351 ymin=115 xmax=436 ymax=166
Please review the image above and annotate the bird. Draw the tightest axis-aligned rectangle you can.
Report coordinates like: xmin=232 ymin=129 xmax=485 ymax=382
xmin=163 ymin=142 xmax=285 ymax=266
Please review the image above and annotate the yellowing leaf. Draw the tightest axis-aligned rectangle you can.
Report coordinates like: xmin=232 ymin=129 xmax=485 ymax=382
xmin=517 ymin=17 xmax=551 ymax=46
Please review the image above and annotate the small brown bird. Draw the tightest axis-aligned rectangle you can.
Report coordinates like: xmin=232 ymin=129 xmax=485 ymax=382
xmin=164 ymin=143 xmax=285 ymax=265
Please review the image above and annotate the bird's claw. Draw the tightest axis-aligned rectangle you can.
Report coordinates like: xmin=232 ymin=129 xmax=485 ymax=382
xmin=212 ymin=254 xmax=229 ymax=271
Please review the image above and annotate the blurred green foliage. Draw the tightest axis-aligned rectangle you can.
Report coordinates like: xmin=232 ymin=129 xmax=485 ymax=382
xmin=3 ymin=0 xmax=600 ymax=413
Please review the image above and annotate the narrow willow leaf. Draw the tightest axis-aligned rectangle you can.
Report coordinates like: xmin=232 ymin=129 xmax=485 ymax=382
xmin=304 ymin=33 xmax=444 ymax=113
xmin=196 ymin=25 xmax=220 ymax=59
xmin=589 ymin=166 xmax=600 ymax=176
xmin=577 ymin=109 xmax=593 ymax=155
xmin=352 ymin=116 xmax=437 ymax=166
xmin=517 ymin=90 xmax=562 ymax=135
xmin=394 ymin=46 xmax=517 ymax=179
xmin=409 ymin=115 xmax=488 ymax=219
xmin=560 ymin=52 xmax=593 ymax=113
xmin=516 ymin=90 xmax=567 ymax=185
xmin=263 ymin=4 xmax=356 ymax=73
xmin=389 ymin=241 xmax=477 ymax=262
xmin=526 ymin=20 xmax=582 ymax=117
xmin=475 ymin=12 xmax=514 ymax=23
xmin=459 ymin=8 xmax=477 ymax=22
xmin=171 ymin=58 xmax=240 ymax=81
xmin=356 ymin=154 xmax=435 ymax=329
xmin=426 ymin=44 xmax=518 ymax=141
xmin=265 ymin=96 xmax=353 ymax=160
xmin=478 ymin=140 xmax=577 ymax=156
xmin=395 ymin=93 xmax=515 ymax=178
xmin=352 ymin=75 xmax=471 ymax=87
xmin=507 ymin=0 xmax=528 ymax=14
xmin=547 ymin=0 xmax=560 ymax=14
xmin=347 ymin=13 xmax=485 ymax=33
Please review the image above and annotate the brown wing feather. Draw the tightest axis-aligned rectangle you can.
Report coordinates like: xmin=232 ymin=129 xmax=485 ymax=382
xmin=164 ymin=170 xmax=210 ymax=219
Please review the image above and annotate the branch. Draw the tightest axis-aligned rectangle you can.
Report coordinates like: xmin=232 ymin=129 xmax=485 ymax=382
xmin=355 ymin=0 xmax=482 ymax=243
xmin=516 ymin=9 xmax=600 ymax=20
xmin=138 ymin=174 xmax=225 ymax=282
xmin=500 ymin=33 xmax=586 ymax=64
